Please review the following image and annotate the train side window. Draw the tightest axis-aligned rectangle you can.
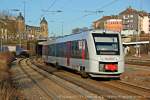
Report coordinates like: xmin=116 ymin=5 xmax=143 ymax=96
xmin=73 ymin=41 xmax=77 ymax=58
xmin=69 ymin=40 xmax=89 ymax=59
xmin=85 ymin=41 xmax=89 ymax=59
xmin=45 ymin=45 xmax=48 ymax=55
xmin=63 ymin=43 xmax=67 ymax=57
xmin=71 ymin=41 xmax=78 ymax=58
xmin=48 ymin=45 xmax=50 ymax=56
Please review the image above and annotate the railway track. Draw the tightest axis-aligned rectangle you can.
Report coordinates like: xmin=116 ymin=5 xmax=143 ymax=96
xmin=125 ymin=58 xmax=150 ymax=72
xmin=104 ymin=81 xmax=150 ymax=98
xmin=59 ymin=71 xmax=150 ymax=99
xmin=31 ymin=57 xmax=150 ymax=100
xmin=126 ymin=58 xmax=150 ymax=68
xmin=18 ymin=59 xmax=58 ymax=100
xmin=31 ymin=59 xmax=118 ymax=99
xmin=20 ymin=58 xmax=101 ymax=100
xmin=125 ymin=64 xmax=150 ymax=72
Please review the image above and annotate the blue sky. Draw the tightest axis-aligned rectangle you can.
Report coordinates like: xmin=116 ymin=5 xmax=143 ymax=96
xmin=0 ymin=0 xmax=150 ymax=36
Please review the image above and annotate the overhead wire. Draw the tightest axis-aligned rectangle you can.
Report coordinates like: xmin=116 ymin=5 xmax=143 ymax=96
xmin=40 ymin=0 xmax=58 ymax=19
xmin=33 ymin=0 xmax=58 ymax=23
xmin=96 ymin=0 xmax=119 ymax=10
xmin=75 ymin=0 xmax=119 ymax=20
xmin=68 ymin=0 xmax=120 ymax=30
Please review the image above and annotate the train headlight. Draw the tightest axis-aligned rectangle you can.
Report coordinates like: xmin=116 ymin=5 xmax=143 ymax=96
xmin=99 ymin=63 xmax=104 ymax=71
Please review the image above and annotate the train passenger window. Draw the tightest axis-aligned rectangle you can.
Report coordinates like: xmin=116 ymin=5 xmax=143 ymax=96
xmin=47 ymin=40 xmax=89 ymax=59
xmin=70 ymin=40 xmax=89 ymax=59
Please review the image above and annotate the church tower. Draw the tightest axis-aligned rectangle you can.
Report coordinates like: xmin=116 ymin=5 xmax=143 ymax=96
xmin=40 ymin=17 xmax=48 ymax=38
xmin=17 ymin=12 xmax=25 ymax=35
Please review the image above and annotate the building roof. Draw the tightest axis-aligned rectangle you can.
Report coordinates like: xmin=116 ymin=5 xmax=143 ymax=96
xmin=94 ymin=15 xmax=120 ymax=23
xmin=94 ymin=16 xmax=111 ymax=23
xmin=119 ymin=7 xmax=149 ymax=16
xmin=40 ymin=17 xmax=47 ymax=24
xmin=119 ymin=7 xmax=139 ymax=15
xmin=0 ymin=15 xmax=16 ymax=20
xmin=17 ymin=12 xmax=24 ymax=20
xmin=26 ymin=25 xmax=40 ymax=31
xmin=138 ymin=11 xmax=149 ymax=17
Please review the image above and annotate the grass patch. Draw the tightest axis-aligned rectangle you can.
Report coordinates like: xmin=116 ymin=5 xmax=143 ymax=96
xmin=0 ymin=52 xmax=24 ymax=100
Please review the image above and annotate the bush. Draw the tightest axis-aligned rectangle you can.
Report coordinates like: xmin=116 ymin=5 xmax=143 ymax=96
xmin=0 ymin=52 xmax=15 ymax=67
xmin=0 ymin=52 xmax=15 ymax=79
xmin=0 ymin=52 xmax=23 ymax=99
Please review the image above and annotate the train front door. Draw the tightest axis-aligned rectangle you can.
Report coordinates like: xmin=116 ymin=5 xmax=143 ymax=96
xmin=67 ymin=41 xmax=71 ymax=66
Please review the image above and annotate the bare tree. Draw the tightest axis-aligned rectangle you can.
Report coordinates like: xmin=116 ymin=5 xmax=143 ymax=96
xmin=0 ymin=10 xmax=12 ymax=19
xmin=72 ymin=28 xmax=81 ymax=34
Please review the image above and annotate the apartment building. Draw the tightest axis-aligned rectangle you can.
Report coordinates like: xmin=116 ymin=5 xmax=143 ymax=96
xmin=119 ymin=7 xmax=149 ymax=34
xmin=119 ymin=7 xmax=139 ymax=31
xmin=93 ymin=16 xmax=122 ymax=32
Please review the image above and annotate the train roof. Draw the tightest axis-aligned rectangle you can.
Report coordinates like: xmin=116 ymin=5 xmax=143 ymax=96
xmin=39 ymin=30 xmax=120 ymax=45
xmin=38 ymin=41 xmax=49 ymax=45
xmin=60 ymin=29 xmax=119 ymax=38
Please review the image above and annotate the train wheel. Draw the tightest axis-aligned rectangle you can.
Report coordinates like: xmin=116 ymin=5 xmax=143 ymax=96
xmin=81 ymin=71 xmax=88 ymax=78
xmin=45 ymin=62 xmax=49 ymax=65
xmin=80 ymin=66 xmax=88 ymax=78
xmin=81 ymin=72 xmax=89 ymax=78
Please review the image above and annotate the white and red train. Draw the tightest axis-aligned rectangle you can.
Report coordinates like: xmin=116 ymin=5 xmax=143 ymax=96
xmin=41 ymin=30 xmax=124 ymax=78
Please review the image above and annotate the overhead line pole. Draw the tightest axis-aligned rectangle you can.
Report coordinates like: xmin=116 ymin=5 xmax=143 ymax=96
xmin=23 ymin=1 xmax=26 ymax=24
xmin=61 ymin=21 xmax=63 ymax=37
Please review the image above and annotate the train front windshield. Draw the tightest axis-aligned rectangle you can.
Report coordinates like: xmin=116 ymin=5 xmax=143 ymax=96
xmin=92 ymin=33 xmax=120 ymax=55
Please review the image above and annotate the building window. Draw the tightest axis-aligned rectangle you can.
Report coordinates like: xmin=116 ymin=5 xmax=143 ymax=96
xmin=130 ymin=15 xmax=133 ymax=18
xmin=130 ymin=25 xmax=133 ymax=28
xmin=123 ymin=15 xmax=128 ymax=19
xmin=130 ymin=20 xmax=133 ymax=22
xmin=123 ymin=15 xmax=126 ymax=19
xmin=123 ymin=21 xmax=126 ymax=24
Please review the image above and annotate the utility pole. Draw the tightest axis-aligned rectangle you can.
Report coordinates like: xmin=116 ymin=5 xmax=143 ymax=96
xmin=135 ymin=30 xmax=138 ymax=57
xmin=61 ymin=21 xmax=64 ymax=37
xmin=49 ymin=20 xmax=55 ymax=38
xmin=22 ymin=1 xmax=26 ymax=45
xmin=23 ymin=1 xmax=26 ymax=24
xmin=19 ymin=1 xmax=26 ymax=48
xmin=0 ymin=28 xmax=3 ymax=52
